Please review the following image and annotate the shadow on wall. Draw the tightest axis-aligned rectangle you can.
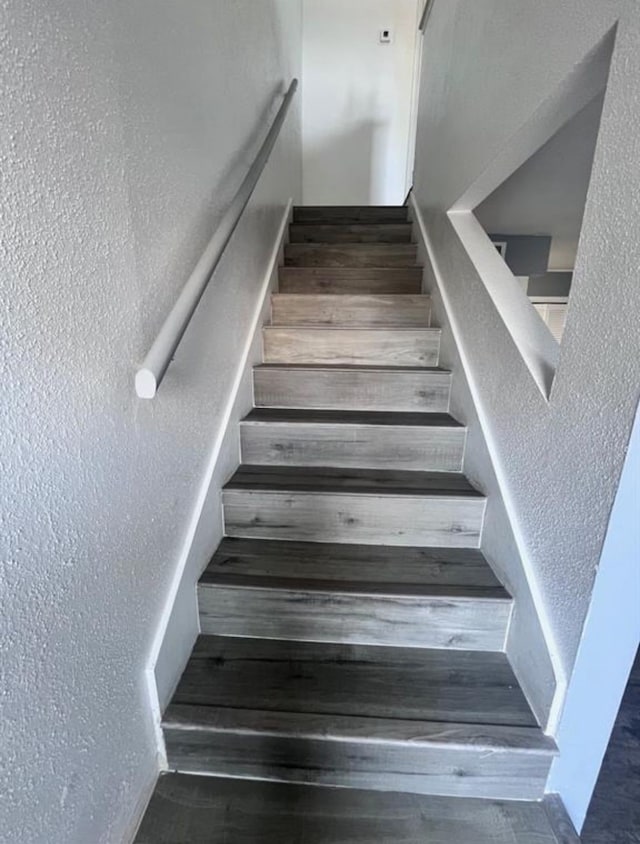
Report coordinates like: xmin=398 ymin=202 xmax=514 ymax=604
xmin=303 ymin=119 xmax=385 ymax=206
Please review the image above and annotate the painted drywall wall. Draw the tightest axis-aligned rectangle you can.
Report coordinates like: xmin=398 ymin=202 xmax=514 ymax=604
xmin=412 ymin=0 xmax=640 ymax=797
xmin=547 ymin=401 xmax=640 ymax=830
xmin=302 ymin=0 xmax=420 ymax=204
xmin=476 ymin=93 xmax=605 ymax=271
xmin=153 ymin=203 xmax=292 ymax=712
xmin=0 ymin=1 xmax=302 ymax=841
xmin=411 ymin=201 xmax=557 ymax=724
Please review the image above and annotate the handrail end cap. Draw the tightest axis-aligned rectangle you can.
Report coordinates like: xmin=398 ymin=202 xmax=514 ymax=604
xmin=135 ymin=369 xmax=157 ymax=399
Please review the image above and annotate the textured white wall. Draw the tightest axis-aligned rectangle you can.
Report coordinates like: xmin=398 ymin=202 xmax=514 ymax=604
xmin=413 ymin=0 xmax=640 ymax=825
xmin=0 ymin=1 xmax=302 ymax=842
xmin=302 ymin=0 xmax=420 ymax=205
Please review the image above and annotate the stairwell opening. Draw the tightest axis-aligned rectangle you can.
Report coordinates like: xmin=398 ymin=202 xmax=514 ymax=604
xmin=447 ymin=26 xmax=616 ymax=399
xmin=475 ymin=89 xmax=607 ymax=346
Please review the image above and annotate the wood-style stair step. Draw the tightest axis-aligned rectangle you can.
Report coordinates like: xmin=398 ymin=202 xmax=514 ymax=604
xmin=285 ymin=243 xmax=418 ymax=268
xmin=253 ymin=365 xmax=451 ymax=412
xmin=289 ymin=223 xmax=413 ymax=243
xmin=271 ymin=293 xmax=431 ymax=326
xmin=262 ymin=326 xmax=440 ymax=367
xmin=240 ymin=409 xmax=465 ymax=471
xmin=198 ymin=538 xmax=511 ymax=649
xmin=222 ymin=466 xmax=486 ymax=547
xmin=278 ymin=266 xmax=423 ymax=295
xmin=162 ymin=637 xmax=556 ymax=800
xmin=135 ymin=776 xmax=580 ymax=844
xmin=293 ymin=205 xmax=409 ymax=225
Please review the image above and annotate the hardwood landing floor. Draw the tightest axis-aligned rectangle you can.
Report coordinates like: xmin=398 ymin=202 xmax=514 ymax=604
xmin=582 ymin=649 xmax=640 ymax=843
xmin=134 ymin=775 xmax=576 ymax=844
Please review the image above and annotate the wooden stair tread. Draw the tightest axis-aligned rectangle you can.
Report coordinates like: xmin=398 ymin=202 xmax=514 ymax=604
xmin=293 ymin=205 xmax=409 ymax=224
xmin=289 ymin=223 xmax=413 ymax=243
xmin=202 ymin=539 xmax=507 ymax=597
xmin=168 ymin=636 xmax=541 ymax=729
xmin=242 ymin=408 xmax=462 ymax=427
xmin=224 ymin=466 xmax=482 ymax=497
xmin=263 ymin=325 xmax=438 ymax=332
xmin=256 ymin=363 xmax=447 ymax=372
xmin=285 ymin=244 xmax=419 ymax=268
xmin=135 ymin=775 xmax=579 ymax=844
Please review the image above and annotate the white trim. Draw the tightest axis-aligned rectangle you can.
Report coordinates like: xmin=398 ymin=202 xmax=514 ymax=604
xmin=449 ymin=211 xmax=559 ymax=400
xmin=410 ymin=194 xmax=566 ymax=732
xmin=143 ymin=199 xmax=293 ymax=761
xmin=404 ymin=0 xmax=425 ymax=196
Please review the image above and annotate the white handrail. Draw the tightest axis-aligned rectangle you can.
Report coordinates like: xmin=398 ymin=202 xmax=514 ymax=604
xmin=419 ymin=0 xmax=435 ymax=32
xmin=135 ymin=79 xmax=299 ymax=399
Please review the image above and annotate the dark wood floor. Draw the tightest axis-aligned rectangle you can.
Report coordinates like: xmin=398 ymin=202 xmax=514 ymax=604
xmin=582 ymin=649 xmax=640 ymax=843
xmin=134 ymin=775 xmax=577 ymax=843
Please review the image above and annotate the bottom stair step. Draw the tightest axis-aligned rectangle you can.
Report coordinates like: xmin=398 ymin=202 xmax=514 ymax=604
xmin=162 ymin=637 xmax=556 ymax=800
xmin=135 ymin=775 xmax=580 ymax=844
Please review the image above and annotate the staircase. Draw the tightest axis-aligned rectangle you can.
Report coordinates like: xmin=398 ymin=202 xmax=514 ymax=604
xmin=136 ymin=206 xmax=576 ymax=843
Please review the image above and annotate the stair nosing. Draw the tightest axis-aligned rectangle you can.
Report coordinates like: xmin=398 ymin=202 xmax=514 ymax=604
xmin=254 ymin=363 xmax=450 ymax=372
xmin=263 ymin=325 xmax=440 ymax=333
xmin=198 ymin=574 xmax=510 ymax=601
xmin=163 ymin=704 xmax=556 ymax=755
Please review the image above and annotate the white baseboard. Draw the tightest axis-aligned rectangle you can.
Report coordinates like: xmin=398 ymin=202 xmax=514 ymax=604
xmin=143 ymin=198 xmax=293 ymax=769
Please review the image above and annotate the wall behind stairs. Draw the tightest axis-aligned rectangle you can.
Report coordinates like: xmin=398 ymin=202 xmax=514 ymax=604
xmin=0 ymin=2 xmax=302 ymax=842
xmin=412 ymin=0 xmax=640 ymax=826
xmin=302 ymin=0 xmax=421 ymax=204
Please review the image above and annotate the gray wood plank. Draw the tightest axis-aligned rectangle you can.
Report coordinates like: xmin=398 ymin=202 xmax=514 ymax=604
xmin=543 ymin=794 xmax=582 ymax=843
xmin=253 ymin=365 xmax=451 ymax=412
xmin=198 ymin=583 xmax=510 ymax=650
xmin=289 ymin=223 xmax=413 ymax=243
xmin=271 ymin=293 xmax=431 ymax=326
xmin=285 ymin=243 xmax=418 ymax=268
xmin=242 ymin=409 xmax=462 ymax=426
xmin=224 ymin=466 xmax=481 ymax=495
xmin=262 ymin=326 xmax=440 ymax=367
xmin=294 ymin=205 xmax=409 ymax=224
xmin=163 ymin=706 xmax=553 ymax=800
xmin=205 ymin=538 xmax=503 ymax=590
xmin=171 ymin=637 xmax=533 ymax=725
xmin=223 ymin=488 xmax=485 ymax=547
xmin=278 ymin=266 xmax=423 ymax=294
xmin=135 ymin=774 xmax=575 ymax=844
xmin=240 ymin=410 xmax=465 ymax=471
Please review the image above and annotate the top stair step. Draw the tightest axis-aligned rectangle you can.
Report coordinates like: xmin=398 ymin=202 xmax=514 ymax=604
xmin=294 ymin=205 xmax=409 ymax=225
xmin=289 ymin=223 xmax=412 ymax=244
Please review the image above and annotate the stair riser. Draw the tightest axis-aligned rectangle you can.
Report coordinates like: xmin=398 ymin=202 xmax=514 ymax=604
xmin=289 ymin=224 xmax=412 ymax=244
xmin=198 ymin=585 xmax=510 ymax=650
xmin=253 ymin=369 xmax=451 ymax=413
xmin=240 ymin=423 xmax=465 ymax=472
xmin=164 ymin=731 xmax=550 ymax=800
xmin=222 ymin=490 xmax=485 ymax=548
xmin=278 ymin=267 xmax=423 ymax=295
xmin=263 ymin=328 xmax=440 ymax=367
xmin=293 ymin=207 xmax=409 ymax=225
xmin=285 ymin=244 xmax=418 ymax=268
xmin=271 ymin=294 xmax=431 ymax=327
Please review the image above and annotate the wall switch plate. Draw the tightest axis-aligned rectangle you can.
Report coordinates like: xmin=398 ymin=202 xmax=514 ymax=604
xmin=379 ymin=29 xmax=393 ymax=44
